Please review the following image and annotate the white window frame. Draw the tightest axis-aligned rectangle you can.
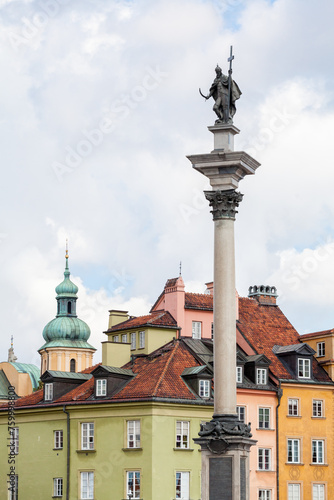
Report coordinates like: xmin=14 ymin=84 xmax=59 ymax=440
xmin=176 ymin=421 xmax=189 ymax=449
xmin=139 ymin=331 xmax=145 ymax=349
xmin=53 ymin=477 xmax=63 ymax=497
xmin=312 ymin=439 xmax=325 ymax=464
xmin=131 ymin=332 xmax=136 ymax=350
xmin=313 ymin=400 xmax=324 ymax=418
xmin=45 ymin=383 xmax=53 ymax=401
xmin=8 ymin=474 xmax=18 ymax=500
xmin=192 ymin=321 xmax=201 ymax=339
xmin=80 ymin=471 xmax=94 ymax=499
xmin=176 ymin=471 xmax=190 ymax=499
xmin=96 ymin=379 xmax=107 ymax=397
xmin=211 ymin=322 xmax=214 ymax=340
xmin=113 ymin=335 xmax=119 ymax=343
xmin=287 ymin=438 xmax=300 ymax=463
xmin=199 ymin=379 xmax=210 ymax=398
xmin=259 ymin=408 xmax=270 ymax=429
xmin=258 ymin=448 xmax=271 ymax=470
xmin=127 ymin=420 xmax=140 ymax=448
xmin=313 ymin=483 xmax=325 ymax=500
xmin=54 ymin=430 xmax=63 ymax=449
xmin=126 ymin=470 xmax=140 ymax=499
xmin=259 ymin=490 xmax=271 ymax=500
xmin=236 ymin=366 xmax=243 ymax=383
xmin=81 ymin=422 xmax=94 ymax=450
xmin=237 ymin=406 xmax=246 ymax=423
xmin=122 ymin=333 xmax=127 ymax=343
xmin=317 ymin=342 xmax=325 ymax=357
xmin=288 ymin=483 xmax=300 ymax=500
xmin=256 ymin=368 xmax=267 ymax=385
xmin=288 ymin=398 xmax=299 ymax=416
xmin=10 ymin=427 xmax=19 ymax=455
xmin=298 ymin=358 xmax=311 ymax=379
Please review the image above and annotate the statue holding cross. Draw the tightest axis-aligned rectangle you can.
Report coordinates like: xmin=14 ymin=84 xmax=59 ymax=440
xmin=199 ymin=46 xmax=242 ymax=124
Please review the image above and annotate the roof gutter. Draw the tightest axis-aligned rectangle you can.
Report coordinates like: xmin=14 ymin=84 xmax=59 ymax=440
xmin=63 ymin=406 xmax=70 ymax=500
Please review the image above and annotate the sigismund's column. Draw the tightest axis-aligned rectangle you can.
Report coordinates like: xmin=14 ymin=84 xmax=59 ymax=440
xmin=189 ymin=56 xmax=259 ymax=500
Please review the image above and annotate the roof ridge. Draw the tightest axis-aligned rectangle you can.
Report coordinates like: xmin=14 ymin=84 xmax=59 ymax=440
xmin=152 ymin=342 xmax=178 ymax=397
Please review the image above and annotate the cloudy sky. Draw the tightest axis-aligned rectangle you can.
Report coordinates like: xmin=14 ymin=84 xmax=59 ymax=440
xmin=1 ymin=0 xmax=334 ymax=366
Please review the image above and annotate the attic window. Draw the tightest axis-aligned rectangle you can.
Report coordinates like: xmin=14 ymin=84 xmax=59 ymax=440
xmin=45 ymin=383 xmax=53 ymax=401
xmin=96 ymin=379 xmax=107 ymax=397
xmin=67 ymin=302 xmax=72 ymax=314
xmin=199 ymin=379 xmax=210 ymax=398
xmin=70 ymin=359 xmax=76 ymax=373
xmin=236 ymin=366 xmax=243 ymax=384
xmin=317 ymin=342 xmax=325 ymax=357
xmin=298 ymin=358 xmax=311 ymax=379
xmin=256 ymin=368 xmax=267 ymax=385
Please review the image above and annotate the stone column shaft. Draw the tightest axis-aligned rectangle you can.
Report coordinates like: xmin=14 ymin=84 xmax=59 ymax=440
xmin=214 ymin=218 xmax=236 ymax=416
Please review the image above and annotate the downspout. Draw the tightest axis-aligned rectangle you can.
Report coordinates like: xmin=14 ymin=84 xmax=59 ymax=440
xmin=63 ymin=406 xmax=70 ymax=500
xmin=276 ymin=382 xmax=283 ymax=500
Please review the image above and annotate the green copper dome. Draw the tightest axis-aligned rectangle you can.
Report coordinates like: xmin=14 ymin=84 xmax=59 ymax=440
xmin=39 ymin=251 xmax=94 ymax=350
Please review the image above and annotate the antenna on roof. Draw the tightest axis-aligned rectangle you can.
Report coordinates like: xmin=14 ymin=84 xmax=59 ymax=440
xmin=179 ymin=261 xmax=182 ymax=276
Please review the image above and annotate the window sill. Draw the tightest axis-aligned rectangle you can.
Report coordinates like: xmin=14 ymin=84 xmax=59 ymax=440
xmin=310 ymin=463 xmax=328 ymax=466
xmin=311 ymin=416 xmax=325 ymax=419
xmin=286 ymin=462 xmax=304 ymax=466
xmin=76 ymin=449 xmax=96 ymax=454
xmin=173 ymin=448 xmax=194 ymax=452
xmin=287 ymin=415 xmax=301 ymax=418
xmin=122 ymin=447 xmax=143 ymax=451
xmin=53 ymin=448 xmax=63 ymax=451
xmin=256 ymin=428 xmax=275 ymax=431
xmin=256 ymin=469 xmax=274 ymax=472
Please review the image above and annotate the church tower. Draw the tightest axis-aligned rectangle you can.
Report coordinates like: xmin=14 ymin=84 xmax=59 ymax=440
xmin=38 ymin=247 xmax=96 ymax=374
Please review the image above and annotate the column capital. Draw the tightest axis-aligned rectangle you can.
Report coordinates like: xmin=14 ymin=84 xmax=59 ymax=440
xmin=204 ymin=189 xmax=243 ymax=220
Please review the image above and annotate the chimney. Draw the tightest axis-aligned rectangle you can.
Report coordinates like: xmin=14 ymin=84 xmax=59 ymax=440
xmin=108 ymin=310 xmax=129 ymax=329
xmin=248 ymin=285 xmax=278 ymax=305
xmin=205 ymin=282 xmax=214 ymax=295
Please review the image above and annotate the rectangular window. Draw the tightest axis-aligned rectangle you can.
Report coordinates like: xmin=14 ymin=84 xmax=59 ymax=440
xmin=192 ymin=321 xmax=201 ymax=339
xmin=258 ymin=448 xmax=271 ymax=470
xmin=288 ymin=484 xmax=300 ymax=500
xmin=313 ymin=400 xmax=324 ymax=417
xmin=127 ymin=420 xmax=140 ymax=448
xmin=10 ymin=428 xmax=19 ymax=455
xmin=313 ymin=484 xmax=325 ymax=500
xmin=259 ymin=408 xmax=270 ymax=429
xmin=81 ymin=423 xmax=94 ymax=450
xmin=80 ymin=471 xmax=94 ymax=499
xmin=298 ymin=358 xmax=311 ymax=378
xmin=131 ymin=332 xmax=136 ymax=350
xmin=45 ymin=383 xmax=53 ymax=401
xmin=176 ymin=471 xmax=190 ymax=499
xmin=54 ymin=430 xmax=63 ymax=449
xmin=288 ymin=398 xmax=299 ymax=416
xmin=256 ymin=368 xmax=267 ymax=385
xmin=211 ymin=322 xmax=214 ymax=340
xmin=317 ymin=342 xmax=325 ymax=357
xmin=96 ymin=379 xmax=106 ymax=397
xmin=312 ymin=440 xmax=324 ymax=464
xmin=122 ymin=334 xmax=127 ymax=343
xmin=126 ymin=471 xmax=140 ymax=499
xmin=53 ymin=478 xmax=63 ymax=497
xmin=8 ymin=475 xmax=18 ymax=500
xmin=237 ymin=406 xmax=246 ymax=423
xmin=113 ymin=335 xmax=119 ymax=343
xmin=236 ymin=366 xmax=243 ymax=383
xmin=199 ymin=379 xmax=210 ymax=398
xmin=287 ymin=439 xmax=300 ymax=463
xmin=259 ymin=490 xmax=271 ymax=500
xmin=139 ymin=331 xmax=145 ymax=348
xmin=176 ymin=421 xmax=189 ymax=449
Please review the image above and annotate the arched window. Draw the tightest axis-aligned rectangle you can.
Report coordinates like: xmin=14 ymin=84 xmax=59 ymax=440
xmin=70 ymin=358 xmax=76 ymax=372
xmin=67 ymin=302 xmax=72 ymax=314
xmin=57 ymin=302 xmax=60 ymax=315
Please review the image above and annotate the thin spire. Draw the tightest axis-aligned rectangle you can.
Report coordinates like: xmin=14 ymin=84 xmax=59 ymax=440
xmin=11 ymin=335 xmax=13 ymax=348
xmin=65 ymin=239 xmax=70 ymax=276
xmin=179 ymin=261 xmax=182 ymax=277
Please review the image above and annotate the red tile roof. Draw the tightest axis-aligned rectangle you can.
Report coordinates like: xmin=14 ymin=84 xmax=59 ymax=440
xmin=237 ymin=297 xmax=331 ymax=382
xmin=185 ymin=292 xmax=213 ymax=310
xmin=105 ymin=311 xmax=178 ymax=333
xmin=299 ymin=329 xmax=334 ymax=339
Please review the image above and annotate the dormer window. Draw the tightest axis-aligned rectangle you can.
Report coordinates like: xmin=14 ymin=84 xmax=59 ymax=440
xmin=298 ymin=358 xmax=311 ymax=379
xmin=199 ymin=379 xmax=210 ymax=398
xmin=67 ymin=302 xmax=72 ymax=314
xmin=96 ymin=379 xmax=107 ymax=397
xmin=256 ymin=368 xmax=267 ymax=385
xmin=236 ymin=366 xmax=243 ymax=384
xmin=45 ymin=383 xmax=53 ymax=401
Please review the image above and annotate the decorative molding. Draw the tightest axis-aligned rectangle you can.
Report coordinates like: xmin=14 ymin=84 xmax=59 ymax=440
xmin=204 ymin=189 xmax=243 ymax=220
